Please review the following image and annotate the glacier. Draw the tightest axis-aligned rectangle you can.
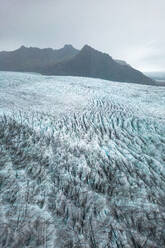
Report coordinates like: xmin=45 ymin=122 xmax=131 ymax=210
xmin=0 ymin=71 xmax=165 ymax=247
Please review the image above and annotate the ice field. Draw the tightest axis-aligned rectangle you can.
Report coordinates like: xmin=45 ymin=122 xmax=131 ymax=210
xmin=0 ymin=71 xmax=165 ymax=247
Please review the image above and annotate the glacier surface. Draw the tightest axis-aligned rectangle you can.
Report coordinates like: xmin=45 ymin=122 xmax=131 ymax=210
xmin=0 ymin=71 xmax=165 ymax=247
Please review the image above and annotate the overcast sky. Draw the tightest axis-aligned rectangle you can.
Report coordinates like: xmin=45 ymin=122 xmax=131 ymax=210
xmin=0 ymin=0 xmax=165 ymax=72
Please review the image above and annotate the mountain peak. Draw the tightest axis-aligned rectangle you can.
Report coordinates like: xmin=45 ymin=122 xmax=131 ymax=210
xmin=81 ymin=45 xmax=111 ymax=58
xmin=63 ymin=44 xmax=76 ymax=50
xmin=81 ymin=44 xmax=96 ymax=52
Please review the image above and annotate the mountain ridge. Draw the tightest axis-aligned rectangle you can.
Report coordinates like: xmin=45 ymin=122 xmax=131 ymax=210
xmin=0 ymin=44 xmax=79 ymax=73
xmin=43 ymin=44 xmax=154 ymax=84
xmin=0 ymin=44 xmax=154 ymax=84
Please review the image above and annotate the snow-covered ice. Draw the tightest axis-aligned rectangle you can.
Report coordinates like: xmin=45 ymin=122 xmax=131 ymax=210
xmin=0 ymin=71 xmax=165 ymax=247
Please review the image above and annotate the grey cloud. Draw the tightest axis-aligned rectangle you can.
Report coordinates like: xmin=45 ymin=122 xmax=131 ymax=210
xmin=0 ymin=0 xmax=165 ymax=71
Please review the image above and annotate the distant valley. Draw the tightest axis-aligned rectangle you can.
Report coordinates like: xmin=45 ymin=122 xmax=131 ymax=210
xmin=144 ymin=71 xmax=165 ymax=86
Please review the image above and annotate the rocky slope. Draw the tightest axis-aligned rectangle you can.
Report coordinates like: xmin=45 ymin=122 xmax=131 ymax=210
xmin=0 ymin=45 xmax=154 ymax=84
xmin=0 ymin=45 xmax=79 ymax=73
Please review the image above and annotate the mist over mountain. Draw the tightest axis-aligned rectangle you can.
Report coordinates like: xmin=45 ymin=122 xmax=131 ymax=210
xmin=0 ymin=44 xmax=154 ymax=84
xmin=145 ymin=71 xmax=165 ymax=81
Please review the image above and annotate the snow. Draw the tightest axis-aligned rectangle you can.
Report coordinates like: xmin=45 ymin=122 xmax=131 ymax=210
xmin=0 ymin=71 xmax=165 ymax=119
xmin=0 ymin=71 xmax=165 ymax=247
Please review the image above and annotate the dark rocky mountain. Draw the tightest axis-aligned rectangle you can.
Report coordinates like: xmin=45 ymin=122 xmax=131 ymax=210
xmin=0 ymin=44 xmax=154 ymax=84
xmin=44 ymin=45 xmax=154 ymax=84
xmin=0 ymin=45 xmax=79 ymax=73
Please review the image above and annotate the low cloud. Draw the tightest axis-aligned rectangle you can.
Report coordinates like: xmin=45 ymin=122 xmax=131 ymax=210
xmin=0 ymin=0 xmax=165 ymax=71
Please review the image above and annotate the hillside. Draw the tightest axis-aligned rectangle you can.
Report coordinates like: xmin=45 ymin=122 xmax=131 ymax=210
xmin=44 ymin=45 xmax=154 ymax=84
xmin=0 ymin=45 xmax=154 ymax=84
xmin=0 ymin=45 xmax=79 ymax=73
